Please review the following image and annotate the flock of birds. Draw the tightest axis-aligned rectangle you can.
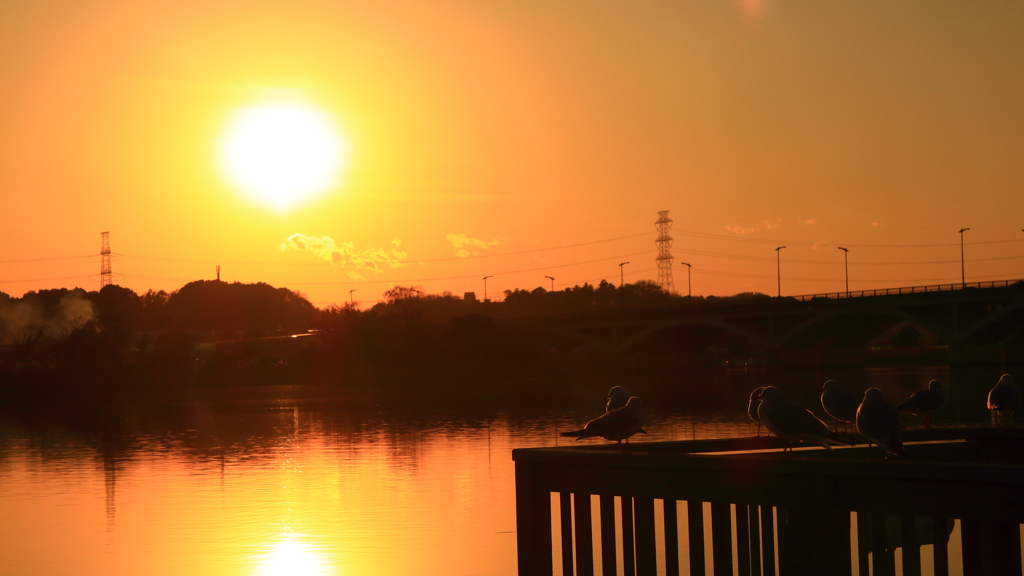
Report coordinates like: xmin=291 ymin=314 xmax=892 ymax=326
xmin=560 ymin=374 xmax=1021 ymax=458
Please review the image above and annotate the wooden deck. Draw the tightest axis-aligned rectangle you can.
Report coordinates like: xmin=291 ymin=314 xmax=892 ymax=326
xmin=513 ymin=427 xmax=1024 ymax=576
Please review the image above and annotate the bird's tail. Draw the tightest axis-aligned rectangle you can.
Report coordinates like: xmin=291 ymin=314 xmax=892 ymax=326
xmin=559 ymin=430 xmax=587 ymax=438
xmin=827 ymin=433 xmax=855 ymax=446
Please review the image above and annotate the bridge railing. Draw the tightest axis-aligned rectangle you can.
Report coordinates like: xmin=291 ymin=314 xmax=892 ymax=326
xmin=791 ymin=279 xmax=1023 ymax=302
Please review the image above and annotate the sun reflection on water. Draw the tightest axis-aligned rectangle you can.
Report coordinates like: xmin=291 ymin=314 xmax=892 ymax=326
xmin=254 ymin=535 xmax=333 ymax=576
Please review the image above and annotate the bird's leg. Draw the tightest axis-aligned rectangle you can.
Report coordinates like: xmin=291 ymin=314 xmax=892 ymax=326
xmin=924 ymin=414 xmax=932 ymax=430
xmin=617 ymin=439 xmax=623 ymax=453
xmin=756 ymin=422 xmax=761 ymax=437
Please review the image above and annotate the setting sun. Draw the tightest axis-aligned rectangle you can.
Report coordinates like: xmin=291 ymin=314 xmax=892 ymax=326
xmin=216 ymin=99 xmax=349 ymax=212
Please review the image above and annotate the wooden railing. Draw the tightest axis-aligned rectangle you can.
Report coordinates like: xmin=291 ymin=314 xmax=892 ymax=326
xmin=513 ymin=428 xmax=1024 ymax=575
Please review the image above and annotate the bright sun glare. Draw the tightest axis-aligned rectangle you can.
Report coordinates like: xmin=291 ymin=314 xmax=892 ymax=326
xmin=217 ymin=99 xmax=349 ymax=212
xmin=255 ymin=535 xmax=332 ymax=576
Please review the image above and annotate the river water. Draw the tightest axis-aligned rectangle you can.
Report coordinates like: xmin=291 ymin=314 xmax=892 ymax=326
xmin=0 ymin=365 xmax=1011 ymax=576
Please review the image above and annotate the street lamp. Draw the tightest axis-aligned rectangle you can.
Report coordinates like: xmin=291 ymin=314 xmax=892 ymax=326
xmin=349 ymin=289 xmax=357 ymax=305
xmin=837 ymin=247 xmax=849 ymax=297
xmin=544 ymin=275 xmax=554 ymax=292
xmin=619 ymin=262 xmax=629 ymax=310
xmin=959 ymin=228 xmax=970 ymax=288
xmin=679 ymin=262 xmax=692 ymax=298
xmin=775 ymin=246 xmax=786 ymax=297
xmin=483 ymin=276 xmax=493 ymax=313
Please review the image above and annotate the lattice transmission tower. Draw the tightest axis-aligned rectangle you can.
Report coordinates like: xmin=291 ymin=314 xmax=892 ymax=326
xmin=655 ymin=211 xmax=674 ymax=292
xmin=100 ymin=231 xmax=113 ymax=289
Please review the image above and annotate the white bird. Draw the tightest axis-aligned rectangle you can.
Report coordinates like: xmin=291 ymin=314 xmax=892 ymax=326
xmin=856 ymin=388 xmax=905 ymax=458
xmin=896 ymin=380 xmax=946 ymax=429
xmin=606 ymin=386 xmax=629 ymax=412
xmin=756 ymin=387 xmax=851 ymax=453
xmin=748 ymin=387 xmax=766 ymax=436
xmin=820 ymin=380 xmax=859 ymax=432
xmin=987 ymin=374 xmax=1021 ymax=427
xmin=560 ymin=397 xmax=646 ymax=452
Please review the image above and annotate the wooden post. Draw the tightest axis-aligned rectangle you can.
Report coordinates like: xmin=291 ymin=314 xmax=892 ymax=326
xmin=663 ymin=499 xmax=680 ymax=576
xmin=560 ymin=493 xmax=574 ymax=576
xmin=600 ymin=495 xmax=617 ymax=576
xmin=760 ymin=506 xmax=775 ymax=576
xmin=747 ymin=506 xmax=762 ymax=576
xmin=735 ymin=504 xmax=750 ymax=576
xmin=515 ymin=461 xmax=553 ymax=576
xmin=574 ymin=493 xmax=594 ymax=576
xmin=710 ymin=502 xmax=732 ymax=576
xmin=932 ymin=517 xmax=949 ymax=576
xmin=688 ymin=501 xmax=706 ymax=576
xmin=634 ymin=497 xmax=657 ymax=575
xmin=621 ymin=497 xmax=636 ymax=576
xmin=900 ymin=515 xmax=921 ymax=576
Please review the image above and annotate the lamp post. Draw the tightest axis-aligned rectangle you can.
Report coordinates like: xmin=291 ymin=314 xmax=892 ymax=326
xmin=483 ymin=276 xmax=493 ymax=314
xmin=544 ymin=275 xmax=554 ymax=292
xmin=837 ymin=247 xmax=849 ymax=297
xmin=679 ymin=262 xmax=692 ymax=298
xmin=619 ymin=262 xmax=629 ymax=310
xmin=349 ymin=289 xmax=357 ymax=305
xmin=959 ymin=228 xmax=970 ymax=288
xmin=775 ymin=246 xmax=786 ymax=297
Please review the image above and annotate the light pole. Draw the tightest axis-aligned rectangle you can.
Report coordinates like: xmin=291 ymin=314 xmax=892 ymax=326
xmin=959 ymin=228 xmax=970 ymax=288
xmin=679 ymin=262 xmax=692 ymax=298
xmin=349 ymin=289 xmax=357 ymax=305
xmin=619 ymin=262 xmax=629 ymax=310
xmin=544 ymin=275 xmax=554 ymax=292
xmin=837 ymin=247 xmax=849 ymax=297
xmin=775 ymin=246 xmax=786 ymax=297
xmin=483 ymin=276 xmax=493 ymax=314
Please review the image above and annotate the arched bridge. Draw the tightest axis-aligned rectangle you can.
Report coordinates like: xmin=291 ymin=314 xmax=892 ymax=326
xmin=541 ymin=280 xmax=1024 ymax=355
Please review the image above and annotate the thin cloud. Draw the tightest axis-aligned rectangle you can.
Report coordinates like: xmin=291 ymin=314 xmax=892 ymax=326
xmin=871 ymin=222 xmax=884 ymax=228
xmin=810 ymin=241 xmax=833 ymax=250
xmin=281 ymin=234 xmax=407 ymax=280
xmin=803 ymin=219 xmax=817 ymax=225
xmin=446 ymin=233 xmax=501 ymax=258
xmin=725 ymin=225 xmax=756 ymax=234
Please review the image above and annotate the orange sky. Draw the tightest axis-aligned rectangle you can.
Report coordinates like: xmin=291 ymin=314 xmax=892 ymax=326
xmin=2 ymin=0 xmax=1023 ymax=306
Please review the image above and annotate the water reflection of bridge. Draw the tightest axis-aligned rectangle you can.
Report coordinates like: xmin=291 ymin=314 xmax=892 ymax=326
xmin=543 ymin=280 xmax=1024 ymax=356
xmin=514 ymin=427 xmax=1024 ymax=576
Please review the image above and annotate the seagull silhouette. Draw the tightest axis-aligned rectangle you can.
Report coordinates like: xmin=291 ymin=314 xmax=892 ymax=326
xmin=896 ymin=380 xmax=945 ymax=429
xmin=561 ymin=397 xmax=646 ymax=453
xmin=987 ymin=374 xmax=1021 ymax=427
xmin=857 ymin=388 xmax=905 ymax=458
xmin=820 ymin=380 xmax=859 ymax=433
xmin=756 ymin=386 xmax=851 ymax=454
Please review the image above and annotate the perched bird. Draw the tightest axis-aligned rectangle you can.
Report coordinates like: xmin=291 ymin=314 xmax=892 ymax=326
xmin=756 ymin=387 xmax=851 ymax=453
xmin=857 ymin=388 xmax=905 ymax=458
xmin=606 ymin=386 xmax=629 ymax=412
xmin=560 ymin=397 xmax=646 ymax=452
xmin=987 ymin=374 xmax=1021 ymax=427
xmin=896 ymin=380 xmax=946 ymax=429
xmin=820 ymin=380 xmax=859 ymax=432
xmin=748 ymin=387 xmax=766 ymax=436
xmin=605 ymin=386 xmax=646 ymax=438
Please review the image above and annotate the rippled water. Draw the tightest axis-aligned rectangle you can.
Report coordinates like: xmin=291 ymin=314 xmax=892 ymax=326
xmin=0 ymin=365 xmax=1010 ymax=576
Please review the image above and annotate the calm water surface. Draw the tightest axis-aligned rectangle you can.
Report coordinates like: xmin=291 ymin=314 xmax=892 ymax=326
xmin=0 ymin=365 xmax=1007 ymax=576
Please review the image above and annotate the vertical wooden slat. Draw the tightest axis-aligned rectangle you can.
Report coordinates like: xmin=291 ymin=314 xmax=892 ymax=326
xmin=932 ymin=517 xmax=949 ymax=576
xmin=688 ymin=500 xmax=706 ymax=576
xmin=747 ymin=506 xmax=761 ymax=576
xmin=760 ymin=506 xmax=776 ymax=576
xmin=710 ymin=502 xmax=733 ymax=576
xmin=514 ymin=462 xmax=553 ymax=576
xmin=871 ymin=514 xmax=895 ymax=576
xmin=961 ymin=518 xmax=1022 ymax=576
xmin=621 ymin=497 xmax=636 ymax=576
xmin=574 ymin=493 xmax=594 ymax=576
xmin=857 ymin=512 xmax=871 ymax=576
xmin=599 ymin=495 xmax=617 ymax=576
xmin=634 ymin=497 xmax=657 ymax=576
xmin=560 ymin=493 xmax=574 ymax=576
xmin=663 ymin=499 xmax=680 ymax=576
xmin=735 ymin=504 xmax=750 ymax=576
xmin=900 ymin=515 xmax=921 ymax=576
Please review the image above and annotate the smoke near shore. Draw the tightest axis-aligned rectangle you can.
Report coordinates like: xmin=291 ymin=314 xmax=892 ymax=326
xmin=0 ymin=290 xmax=94 ymax=345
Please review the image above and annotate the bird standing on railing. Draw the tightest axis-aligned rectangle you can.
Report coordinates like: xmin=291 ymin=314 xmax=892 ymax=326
xmin=606 ymin=385 xmax=629 ymax=411
xmin=560 ymin=397 xmax=646 ymax=453
xmin=748 ymin=387 xmax=766 ymax=436
xmin=756 ymin=387 xmax=852 ymax=454
xmin=987 ymin=374 xmax=1021 ymax=427
xmin=896 ymin=380 xmax=945 ymax=429
xmin=857 ymin=388 xmax=905 ymax=458
xmin=820 ymin=380 xmax=859 ymax=433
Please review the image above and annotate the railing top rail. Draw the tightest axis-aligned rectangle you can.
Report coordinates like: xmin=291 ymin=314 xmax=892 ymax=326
xmin=790 ymin=278 xmax=1023 ymax=302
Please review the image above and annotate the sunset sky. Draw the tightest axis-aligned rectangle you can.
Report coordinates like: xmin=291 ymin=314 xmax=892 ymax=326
xmin=2 ymin=0 xmax=1023 ymax=306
